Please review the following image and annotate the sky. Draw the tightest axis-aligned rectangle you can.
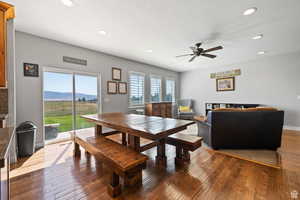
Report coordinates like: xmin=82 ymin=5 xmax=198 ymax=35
xmin=44 ymin=72 xmax=98 ymax=95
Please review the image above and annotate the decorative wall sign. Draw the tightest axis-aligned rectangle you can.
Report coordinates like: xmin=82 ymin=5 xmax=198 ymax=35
xmin=210 ymin=69 xmax=241 ymax=79
xmin=118 ymin=82 xmax=127 ymax=94
xmin=107 ymin=81 xmax=118 ymax=94
xmin=23 ymin=63 xmax=39 ymax=77
xmin=216 ymin=77 xmax=235 ymax=92
xmin=112 ymin=67 xmax=122 ymax=81
xmin=63 ymin=56 xmax=87 ymax=66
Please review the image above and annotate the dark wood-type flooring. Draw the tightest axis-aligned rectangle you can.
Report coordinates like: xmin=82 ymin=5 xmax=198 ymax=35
xmin=10 ymin=130 xmax=300 ymax=200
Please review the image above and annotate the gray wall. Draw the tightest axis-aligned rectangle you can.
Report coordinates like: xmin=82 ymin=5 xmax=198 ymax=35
xmin=180 ymin=51 xmax=300 ymax=130
xmin=15 ymin=31 xmax=180 ymax=147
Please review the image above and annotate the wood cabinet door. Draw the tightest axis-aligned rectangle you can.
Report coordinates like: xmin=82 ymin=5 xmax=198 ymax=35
xmin=151 ymin=104 xmax=160 ymax=116
xmin=166 ymin=104 xmax=172 ymax=118
xmin=0 ymin=10 xmax=5 ymax=88
xmin=160 ymin=104 xmax=166 ymax=117
xmin=145 ymin=104 xmax=151 ymax=116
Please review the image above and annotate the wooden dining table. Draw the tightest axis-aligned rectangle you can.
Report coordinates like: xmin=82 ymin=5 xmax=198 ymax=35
xmin=81 ymin=112 xmax=195 ymax=166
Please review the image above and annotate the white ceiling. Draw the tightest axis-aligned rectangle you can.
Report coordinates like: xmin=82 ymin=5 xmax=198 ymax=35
xmin=6 ymin=0 xmax=300 ymax=72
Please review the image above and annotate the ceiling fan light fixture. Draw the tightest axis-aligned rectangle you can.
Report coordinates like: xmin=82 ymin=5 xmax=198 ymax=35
xmin=243 ymin=7 xmax=257 ymax=16
xmin=252 ymin=34 xmax=263 ymax=40
xmin=61 ymin=0 xmax=74 ymax=7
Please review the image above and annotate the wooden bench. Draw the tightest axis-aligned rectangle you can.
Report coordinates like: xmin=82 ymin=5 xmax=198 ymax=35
xmin=166 ymin=133 xmax=203 ymax=165
xmin=74 ymin=131 xmax=148 ymax=197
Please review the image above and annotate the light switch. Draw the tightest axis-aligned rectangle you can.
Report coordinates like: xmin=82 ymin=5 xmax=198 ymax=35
xmin=104 ymin=98 xmax=110 ymax=102
xmin=297 ymin=95 xmax=300 ymax=100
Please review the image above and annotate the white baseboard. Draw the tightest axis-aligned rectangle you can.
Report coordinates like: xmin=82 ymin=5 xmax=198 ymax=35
xmin=283 ymin=126 xmax=300 ymax=131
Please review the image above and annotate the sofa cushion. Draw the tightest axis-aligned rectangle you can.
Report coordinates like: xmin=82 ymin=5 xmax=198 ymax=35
xmin=243 ymin=107 xmax=277 ymax=111
xmin=213 ymin=108 xmax=242 ymax=111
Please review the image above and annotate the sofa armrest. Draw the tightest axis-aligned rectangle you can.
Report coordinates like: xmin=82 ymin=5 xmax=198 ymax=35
xmin=196 ymin=121 xmax=211 ymax=146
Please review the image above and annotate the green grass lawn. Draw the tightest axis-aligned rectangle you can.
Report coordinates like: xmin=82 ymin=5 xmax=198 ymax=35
xmin=44 ymin=101 xmax=97 ymax=132
xmin=45 ymin=114 xmax=95 ymax=132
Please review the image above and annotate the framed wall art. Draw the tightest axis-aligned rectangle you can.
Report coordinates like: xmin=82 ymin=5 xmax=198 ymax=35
xmin=24 ymin=63 xmax=39 ymax=77
xmin=107 ymin=81 xmax=118 ymax=94
xmin=216 ymin=77 xmax=235 ymax=92
xmin=112 ymin=67 xmax=122 ymax=81
xmin=210 ymin=69 xmax=241 ymax=79
xmin=118 ymin=82 xmax=127 ymax=94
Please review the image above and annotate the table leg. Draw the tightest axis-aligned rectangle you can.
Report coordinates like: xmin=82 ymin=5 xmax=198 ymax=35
xmin=74 ymin=142 xmax=81 ymax=157
xmin=128 ymin=135 xmax=140 ymax=152
xmin=156 ymin=138 xmax=167 ymax=167
xmin=95 ymin=124 xmax=102 ymax=137
xmin=85 ymin=151 xmax=91 ymax=159
xmin=121 ymin=132 xmax=127 ymax=146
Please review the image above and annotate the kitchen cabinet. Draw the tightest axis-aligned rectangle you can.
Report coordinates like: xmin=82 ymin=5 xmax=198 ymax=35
xmin=0 ymin=2 xmax=14 ymax=88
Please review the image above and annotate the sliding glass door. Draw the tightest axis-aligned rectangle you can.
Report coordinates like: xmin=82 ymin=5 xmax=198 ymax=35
xmin=43 ymin=70 xmax=100 ymax=144
xmin=75 ymin=74 xmax=98 ymax=130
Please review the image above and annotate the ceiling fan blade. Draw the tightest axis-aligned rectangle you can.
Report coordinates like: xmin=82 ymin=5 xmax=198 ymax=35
xmin=176 ymin=54 xmax=193 ymax=58
xmin=189 ymin=55 xmax=197 ymax=62
xmin=202 ymin=46 xmax=223 ymax=53
xmin=201 ymin=54 xmax=217 ymax=59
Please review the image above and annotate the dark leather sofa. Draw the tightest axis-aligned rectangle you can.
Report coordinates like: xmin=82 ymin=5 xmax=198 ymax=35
xmin=196 ymin=110 xmax=284 ymax=150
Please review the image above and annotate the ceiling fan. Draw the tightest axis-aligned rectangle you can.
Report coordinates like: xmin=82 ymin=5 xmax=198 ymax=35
xmin=176 ymin=43 xmax=223 ymax=62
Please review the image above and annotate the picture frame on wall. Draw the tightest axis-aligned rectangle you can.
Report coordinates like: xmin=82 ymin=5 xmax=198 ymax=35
xmin=118 ymin=82 xmax=127 ymax=94
xmin=216 ymin=77 xmax=235 ymax=92
xmin=112 ymin=67 xmax=122 ymax=81
xmin=107 ymin=81 xmax=118 ymax=94
xmin=24 ymin=63 xmax=39 ymax=77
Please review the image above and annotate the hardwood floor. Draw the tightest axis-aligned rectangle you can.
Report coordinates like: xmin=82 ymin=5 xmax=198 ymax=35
xmin=10 ymin=130 xmax=300 ymax=200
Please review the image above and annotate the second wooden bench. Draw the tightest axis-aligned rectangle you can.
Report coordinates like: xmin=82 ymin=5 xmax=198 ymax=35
xmin=166 ymin=133 xmax=203 ymax=165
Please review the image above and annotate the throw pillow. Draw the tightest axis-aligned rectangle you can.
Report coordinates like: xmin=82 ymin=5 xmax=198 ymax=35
xmin=179 ymin=106 xmax=191 ymax=112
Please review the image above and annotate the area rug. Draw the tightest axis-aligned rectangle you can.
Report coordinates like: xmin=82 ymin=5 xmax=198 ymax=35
xmin=212 ymin=149 xmax=281 ymax=169
xmin=182 ymin=124 xmax=282 ymax=169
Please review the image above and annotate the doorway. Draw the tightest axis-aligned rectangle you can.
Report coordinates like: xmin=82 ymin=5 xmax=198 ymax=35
xmin=43 ymin=69 xmax=100 ymax=144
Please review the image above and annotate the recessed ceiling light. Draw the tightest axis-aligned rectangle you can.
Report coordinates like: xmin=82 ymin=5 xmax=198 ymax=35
xmin=252 ymin=34 xmax=263 ymax=40
xmin=61 ymin=0 xmax=74 ymax=7
xmin=145 ymin=49 xmax=153 ymax=53
xmin=258 ymin=51 xmax=266 ymax=55
xmin=243 ymin=7 xmax=257 ymax=16
xmin=97 ymin=30 xmax=107 ymax=35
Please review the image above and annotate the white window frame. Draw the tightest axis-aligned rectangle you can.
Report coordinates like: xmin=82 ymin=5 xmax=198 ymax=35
xmin=150 ymin=74 xmax=162 ymax=103
xmin=128 ymin=71 xmax=145 ymax=107
xmin=165 ymin=78 xmax=176 ymax=102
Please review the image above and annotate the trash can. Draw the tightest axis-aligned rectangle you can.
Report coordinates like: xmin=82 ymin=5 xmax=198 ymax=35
xmin=16 ymin=121 xmax=37 ymax=157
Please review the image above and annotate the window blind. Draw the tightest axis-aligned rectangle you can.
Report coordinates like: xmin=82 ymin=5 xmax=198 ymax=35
xmin=150 ymin=76 xmax=161 ymax=102
xmin=166 ymin=79 xmax=175 ymax=102
xmin=129 ymin=72 xmax=145 ymax=106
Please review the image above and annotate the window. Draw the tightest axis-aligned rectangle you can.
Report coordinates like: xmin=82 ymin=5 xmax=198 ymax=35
xmin=43 ymin=70 xmax=99 ymax=144
xmin=166 ymin=79 xmax=175 ymax=102
xmin=150 ymin=76 xmax=161 ymax=102
xmin=129 ymin=72 xmax=145 ymax=106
